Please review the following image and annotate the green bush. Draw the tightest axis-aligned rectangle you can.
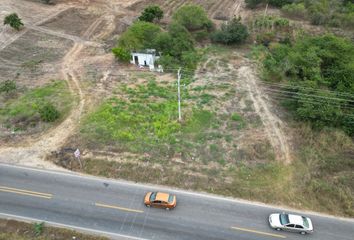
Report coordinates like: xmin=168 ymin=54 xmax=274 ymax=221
xmin=168 ymin=23 xmax=195 ymax=57
xmin=211 ymin=17 xmax=249 ymax=45
xmin=0 ymin=80 xmax=16 ymax=93
xmin=262 ymin=34 xmax=354 ymax=135
xmin=282 ymin=3 xmax=306 ymax=18
xmin=246 ymin=0 xmax=294 ymax=9
xmin=38 ymin=102 xmax=60 ymax=122
xmin=268 ymin=0 xmax=294 ymax=8
xmin=3 ymin=13 xmax=23 ymax=31
xmin=33 ymin=222 xmax=44 ymax=236
xmin=138 ymin=5 xmax=163 ymax=22
xmin=112 ymin=47 xmax=131 ymax=62
xmin=117 ymin=21 xmax=161 ymax=51
xmin=172 ymin=4 xmax=213 ymax=31
xmin=245 ymin=0 xmax=263 ymax=9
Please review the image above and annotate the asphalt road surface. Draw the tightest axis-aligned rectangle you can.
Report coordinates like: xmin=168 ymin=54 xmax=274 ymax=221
xmin=0 ymin=164 xmax=353 ymax=240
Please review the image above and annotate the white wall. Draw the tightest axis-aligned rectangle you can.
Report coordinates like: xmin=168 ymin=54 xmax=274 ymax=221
xmin=130 ymin=53 xmax=156 ymax=66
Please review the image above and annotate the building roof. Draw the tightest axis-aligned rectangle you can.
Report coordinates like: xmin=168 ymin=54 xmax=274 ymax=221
xmin=132 ymin=49 xmax=157 ymax=54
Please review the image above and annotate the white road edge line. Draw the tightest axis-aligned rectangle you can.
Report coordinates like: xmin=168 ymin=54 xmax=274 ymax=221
xmin=0 ymin=212 xmax=149 ymax=240
xmin=1 ymin=163 xmax=354 ymax=223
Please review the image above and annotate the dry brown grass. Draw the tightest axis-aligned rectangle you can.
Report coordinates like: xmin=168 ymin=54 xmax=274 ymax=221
xmin=0 ymin=219 xmax=108 ymax=240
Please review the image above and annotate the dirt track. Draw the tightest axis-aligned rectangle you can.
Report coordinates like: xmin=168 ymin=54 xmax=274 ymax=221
xmin=239 ymin=65 xmax=291 ymax=163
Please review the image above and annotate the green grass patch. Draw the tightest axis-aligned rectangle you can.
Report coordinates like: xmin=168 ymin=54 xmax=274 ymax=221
xmin=0 ymin=81 xmax=73 ymax=131
xmin=81 ymin=80 xmax=217 ymax=159
xmin=230 ymin=113 xmax=246 ymax=130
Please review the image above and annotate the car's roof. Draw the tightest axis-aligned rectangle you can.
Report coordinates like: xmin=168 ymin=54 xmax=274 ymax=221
xmin=288 ymin=214 xmax=304 ymax=225
xmin=155 ymin=192 xmax=170 ymax=202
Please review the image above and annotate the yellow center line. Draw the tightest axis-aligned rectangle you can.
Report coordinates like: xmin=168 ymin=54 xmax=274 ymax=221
xmin=231 ymin=226 xmax=286 ymax=239
xmin=0 ymin=186 xmax=52 ymax=199
xmin=95 ymin=202 xmax=144 ymax=214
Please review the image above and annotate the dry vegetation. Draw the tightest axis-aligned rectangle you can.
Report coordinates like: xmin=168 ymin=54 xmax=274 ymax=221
xmin=0 ymin=219 xmax=108 ymax=240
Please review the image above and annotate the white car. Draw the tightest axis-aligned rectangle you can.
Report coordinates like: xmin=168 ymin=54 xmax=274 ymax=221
xmin=269 ymin=213 xmax=314 ymax=234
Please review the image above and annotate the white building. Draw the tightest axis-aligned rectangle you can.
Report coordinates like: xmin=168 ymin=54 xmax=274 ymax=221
xmin=130 ymin=49 xmax=162 ymax=71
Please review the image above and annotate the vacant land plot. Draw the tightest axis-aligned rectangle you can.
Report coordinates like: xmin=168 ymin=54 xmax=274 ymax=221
xmin=0 ymin=30 xmax=72 ymax=87
xmin=41 ymin=8 xmax=99 ymax=37
xmin=52 ymin=45 xmax=293 ymax=210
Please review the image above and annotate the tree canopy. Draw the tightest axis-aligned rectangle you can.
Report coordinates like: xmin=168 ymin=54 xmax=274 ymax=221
xmin=117 ymin=21 xmax=161 ymax=51
xmin=263 ymin=34 xmax=354 ymax=134
xmin=172 ymin=4 xmax=213 ymax=31
xmin=211 ymin=17 xmax=249 ymax=45
xmin=138 ymin=5 xmax=164 ymax=22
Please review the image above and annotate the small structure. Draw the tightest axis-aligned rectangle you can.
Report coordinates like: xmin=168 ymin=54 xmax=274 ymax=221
xmin=130 ymin=49 xmax=161 ymax=71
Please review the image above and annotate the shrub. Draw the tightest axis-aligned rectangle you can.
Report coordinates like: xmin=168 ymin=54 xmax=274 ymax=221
xmin=167 ymin=23 xmax=195 ymax=57
xmin=112 ymin=47 xmax=131 ymax=62
xmin=138 ymin=5 xmax=163 ymax=22
xmin=282 ymin=3 xmax=306 ymax=18
xmin=117 ymin=21 xmax=161 ymax=51
xmin=246 ymin=0 xmax=294 ymax=9
xmin=245 ymin=0 xmax=263 ymax=9
xmin=0 ymin=80 xmax=16 ymax=93
xmin=181 ymin=51 xmax=200 ymax=70
xmin=38 ymin=102 xmax=60 ymax=122
xmin=262 ymin=34 xmax=354 ymax=135
xmin=3 ymin=13 xmax=23 ymax=31
xmin=268 ymin=0 xmax=294 ymax=8
xmin=33 ymin=222 xmax=44 ymax=236
xmin=172 ymin=4 xmax=213 ymax=31
xmin=211 ymin=17 xmax=249 ymax=45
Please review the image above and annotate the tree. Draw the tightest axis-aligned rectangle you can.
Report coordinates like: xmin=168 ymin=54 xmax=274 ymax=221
xmin=138 ymin=5 xmax=163 ymax=22
xmin=117 ymin=21 xmax=161 ymax=51
xmin=172 ymin=4 xmax=213 ymax=31
xmin=167 ymin=23 xmax=195 ymax=57
xmin=3 ymin=13 xmax=24 ymax=31
xmin=245 ymin=0 xmax=263 ymax=8
xmin=262 ymin=34 xmax=354 ymax=135
xmin=211 ymin=17 xmax=249 ymax=45
xmin=112 ymin=47 xmax=131 ymax=62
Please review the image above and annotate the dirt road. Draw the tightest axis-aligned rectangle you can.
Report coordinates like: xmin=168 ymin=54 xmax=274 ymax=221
xmin=239 ymin=65 xmax=292 ymax=164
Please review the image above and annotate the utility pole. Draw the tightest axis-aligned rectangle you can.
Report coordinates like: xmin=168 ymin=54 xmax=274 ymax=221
xmin=177 ymin=68 xmax=182 ymax=121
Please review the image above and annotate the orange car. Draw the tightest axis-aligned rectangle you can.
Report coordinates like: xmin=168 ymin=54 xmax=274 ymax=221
xmin=144 ymin=192 xmax=177 ymax=210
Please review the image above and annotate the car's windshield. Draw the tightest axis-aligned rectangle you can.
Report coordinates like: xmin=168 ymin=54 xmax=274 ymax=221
xmin=302 ymin=217 xmax=309 ymax=228
xmin=150 ymin=192 xmax=157 ymax=201
xmin=168 ymin=195 xmax=174 ymax=203
xmin=279 ymin=214 xmax=290 ymax=225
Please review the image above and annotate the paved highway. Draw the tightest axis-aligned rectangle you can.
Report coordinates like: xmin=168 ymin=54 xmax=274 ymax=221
xmin=0 ymin=164 xmax=353 ymax=240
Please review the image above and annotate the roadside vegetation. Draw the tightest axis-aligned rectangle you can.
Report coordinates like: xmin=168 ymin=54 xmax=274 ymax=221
xmin=246 ymin=0 xmax=354 ymax=29
xmin=261 ymin=34 xmax=354 ymax=135
xmin=0 ymin=80 xmax=73 ymax=136
xmin=0 ymin=219 xmax=108 ymax=240
xmin=246 ymin=7 xmax=354 ymax=216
